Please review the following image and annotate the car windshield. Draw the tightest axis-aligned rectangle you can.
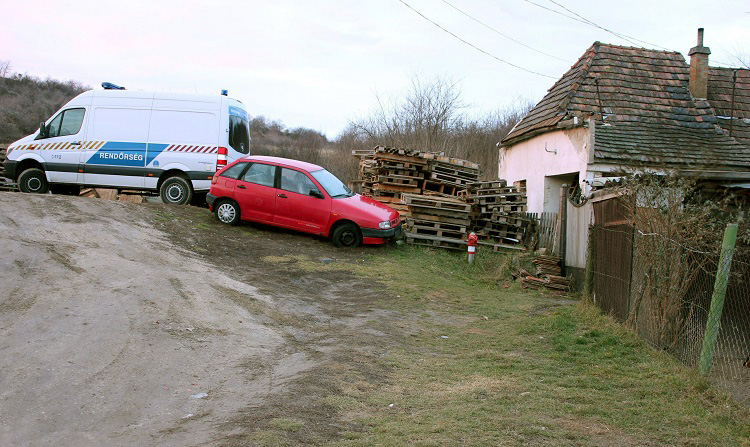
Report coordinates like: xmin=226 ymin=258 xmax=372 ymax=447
xmin=311 ymin=169 xmax=353 ymax=198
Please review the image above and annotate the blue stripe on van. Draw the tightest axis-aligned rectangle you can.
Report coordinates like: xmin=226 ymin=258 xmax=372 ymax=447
xmin=87 ymin=141 xmax=147 ymax=167
xmin=146 ymin=143 xmax=168 ymax=165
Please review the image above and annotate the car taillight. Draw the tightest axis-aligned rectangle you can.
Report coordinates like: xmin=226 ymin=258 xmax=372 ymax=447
xmin=217 ymin=146 xmax=228 ymax=169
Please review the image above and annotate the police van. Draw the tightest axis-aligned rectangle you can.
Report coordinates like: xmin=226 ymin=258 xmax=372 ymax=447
xmin=3 ymin=83 xmax=250 ymax=204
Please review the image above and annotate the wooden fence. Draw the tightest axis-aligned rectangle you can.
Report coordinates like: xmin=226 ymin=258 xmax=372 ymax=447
xmin=526 ymin=211 xmax=558 ymax=253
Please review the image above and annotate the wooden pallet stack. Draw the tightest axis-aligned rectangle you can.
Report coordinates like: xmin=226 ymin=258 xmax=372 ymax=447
xmin=521 ymin=255 xmax=571 ymax=292
xmin=466 ymin=180 xmax=529 ymax=246
xmin=402 ymin=194 xmax=472 ymax=250
xmin=0 ymin=145 xmax=18 ymax=191
xmin=353 ymin=146 xmax=480 ymax=217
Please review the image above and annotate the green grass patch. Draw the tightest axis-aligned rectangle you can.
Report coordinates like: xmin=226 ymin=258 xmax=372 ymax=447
xmin=332 ymin=244 xmax=749 ymax=446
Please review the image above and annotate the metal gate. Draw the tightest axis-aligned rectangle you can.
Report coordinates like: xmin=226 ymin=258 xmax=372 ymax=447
xmin=592 ymin=196 xmax=634 ymax=321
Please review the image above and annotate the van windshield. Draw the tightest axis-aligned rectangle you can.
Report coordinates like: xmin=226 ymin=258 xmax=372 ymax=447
xmin=229 ymin=113 xmax=250 ymax=154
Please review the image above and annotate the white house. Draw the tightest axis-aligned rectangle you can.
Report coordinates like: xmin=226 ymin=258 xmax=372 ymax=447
xmin=499 ymin=29 xmax=750 ymax=215
xmin=498 ymin=29 xmax=750 ymax=280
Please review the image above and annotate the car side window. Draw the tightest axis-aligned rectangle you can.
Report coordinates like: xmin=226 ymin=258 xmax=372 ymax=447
xmin=220 ymin=162 xmax=248 ymax=179
xmin=280 ymin=168 xmax=320 ymax=195
xmin=241 ymin=163 xmax=275 ymax=187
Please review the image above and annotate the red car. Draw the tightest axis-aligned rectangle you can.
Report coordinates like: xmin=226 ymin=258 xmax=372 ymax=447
xmin=206 ymin=156 xmax=402 ymax=247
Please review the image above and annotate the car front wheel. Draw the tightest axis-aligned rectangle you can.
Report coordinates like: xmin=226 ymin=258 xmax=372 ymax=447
xmin=215 ymin=200 xmax=240 ymax=225
xmin=18 ymin=168 xmax=49 ymax=194
xmin=332 ymin=223 xmax=362 ymax=248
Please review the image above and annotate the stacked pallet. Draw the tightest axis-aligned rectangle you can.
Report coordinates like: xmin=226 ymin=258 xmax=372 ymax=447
xmin=402 ymin=194 xmax=471 ymax=250
xmin=353 ymin=146 xmax=480 ymax=216
xmin=466 ymin=180 xmax=529 ymax=246
xmin=521 ymin=255 xmax=571 ymax=292
xmin=0 ymin=145 xmax=19 ymax=191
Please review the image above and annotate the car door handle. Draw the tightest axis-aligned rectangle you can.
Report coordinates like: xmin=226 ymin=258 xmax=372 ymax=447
xmin=70 ymin=141 xmax=81 ymax=146
xmin=277 ymin=194 xmax=287 ymax=198
xmin=237 ymin=185 xmax=246 ymax=189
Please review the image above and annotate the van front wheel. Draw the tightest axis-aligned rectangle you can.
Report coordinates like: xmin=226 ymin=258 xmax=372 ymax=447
xmin=160 ymin=176 xmax=193 ymax=205
xmin=18 ymin=168 xmax=49 ymax=194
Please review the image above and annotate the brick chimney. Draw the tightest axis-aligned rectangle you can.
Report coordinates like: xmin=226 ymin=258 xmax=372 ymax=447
xmin=688 ymin=28 xmax=711 ymax=98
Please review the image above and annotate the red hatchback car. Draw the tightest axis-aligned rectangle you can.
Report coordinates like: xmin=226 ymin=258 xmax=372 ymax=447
xmin=206 ymin=156 xmax=402 ymax=247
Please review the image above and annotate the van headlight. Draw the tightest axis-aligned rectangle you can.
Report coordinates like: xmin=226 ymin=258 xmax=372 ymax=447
xmin=378 ymin=221 xmax=391 ymax=229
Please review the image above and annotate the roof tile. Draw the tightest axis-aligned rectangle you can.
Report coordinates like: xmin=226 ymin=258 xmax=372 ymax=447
xmin=502 ymin=42 xmax=750 ymax=170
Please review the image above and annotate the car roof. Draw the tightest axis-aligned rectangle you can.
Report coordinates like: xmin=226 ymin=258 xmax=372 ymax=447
xmin=241 ymin=155 xmax=324 ymax=172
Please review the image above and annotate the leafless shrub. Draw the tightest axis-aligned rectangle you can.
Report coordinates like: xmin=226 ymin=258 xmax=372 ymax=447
xmin=615 ymin=173 xmax=747 ymax=350
xmin=0 ymin=60 xmax=12 ymax=78
xmin=0 ymin=70 xmax=87 ymax=142
xmin=348 ymin=74 xmax=532 ymax=179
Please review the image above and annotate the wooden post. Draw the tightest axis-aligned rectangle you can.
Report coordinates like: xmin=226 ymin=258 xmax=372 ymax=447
xmin=699 ymin=223 xmax=738 ymax=375
xmin=583 ymin=224 xmax=595 ymax=301
xmin=559 ymin=184 xmax=568 ymax=271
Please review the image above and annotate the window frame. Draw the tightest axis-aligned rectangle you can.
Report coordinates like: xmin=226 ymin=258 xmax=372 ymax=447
xmin=228 ymin=115 xmax=250 ymax=154
xmin=278 ymin=167 xmax=322 ymax=197
xmin=238 ymin=162 xmax=277 ymax=188
xmin=37 ymin=107 xmax=86 ymax=140
xmin=219 ymin=162 xmax=250 ymax=180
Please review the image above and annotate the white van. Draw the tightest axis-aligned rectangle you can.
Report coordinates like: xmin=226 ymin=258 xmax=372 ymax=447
xmin=3 ymin=84 xmax=250 ymax=204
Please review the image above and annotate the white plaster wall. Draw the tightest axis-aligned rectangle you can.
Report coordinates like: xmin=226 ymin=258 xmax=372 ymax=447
xmin=565 ymin=198 xmax=593 ymax=270
xmin=499 ymin=127 xmax=591 ymax=214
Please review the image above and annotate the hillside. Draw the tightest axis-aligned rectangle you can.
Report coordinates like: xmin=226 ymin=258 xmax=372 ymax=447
xmin=0 ymin=73 xmax=87 ymax=143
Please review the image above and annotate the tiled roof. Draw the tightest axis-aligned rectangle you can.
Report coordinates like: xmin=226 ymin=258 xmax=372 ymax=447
xmin=708 ymin=67 xmax=750 ymax=147
xmin=502 ymin=42 xmax=750 ymax=171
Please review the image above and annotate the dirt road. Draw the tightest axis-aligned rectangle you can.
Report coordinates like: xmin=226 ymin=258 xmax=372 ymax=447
xmin=0 ymin=193 xmax=397 ymax=446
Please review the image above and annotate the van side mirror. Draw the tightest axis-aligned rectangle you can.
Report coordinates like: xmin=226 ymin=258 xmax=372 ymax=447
xmin=38 ymin=122 xmax=47 ymax=139
xmin=309 ymin=189 xmax=324 ymax=199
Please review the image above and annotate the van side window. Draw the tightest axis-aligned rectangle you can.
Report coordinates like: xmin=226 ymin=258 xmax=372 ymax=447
xmin=280 ymin=168 xmax=320 ymax=195
xmin=220 ymin=162 xmax=248 ymax=180
xmin=241 ymin=163 xmax=275 ymax=187
xmin=229 ymin=115 xmax=250 ymax=154
xmin=44 ymin=113 xmax=64 ymax=138
xmin=42 ymin=108 xmax=85 ymax=139
xmin=59 ymin=108 xmax=85 ymax=136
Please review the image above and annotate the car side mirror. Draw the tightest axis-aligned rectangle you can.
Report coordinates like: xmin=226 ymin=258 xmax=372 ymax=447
xmin=309 ymin=189 xmax=324 ymax=199
xmin=38 ymin=122 xmax=47 ymax=139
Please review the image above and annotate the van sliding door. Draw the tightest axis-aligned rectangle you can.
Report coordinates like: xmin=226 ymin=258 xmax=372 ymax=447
xmin=83 ymin=103 xmax=152 ymax=188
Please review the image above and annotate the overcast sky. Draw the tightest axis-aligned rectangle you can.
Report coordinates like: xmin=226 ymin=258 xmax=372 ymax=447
xmin=2 ymin=0 xmax=748 ymax=138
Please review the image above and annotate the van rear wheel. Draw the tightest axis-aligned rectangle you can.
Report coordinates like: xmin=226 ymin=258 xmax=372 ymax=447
xmin=18 ymin=168 xmax=49 ymax=194
xmin=160 ymin=176 xmax=193 ymax=205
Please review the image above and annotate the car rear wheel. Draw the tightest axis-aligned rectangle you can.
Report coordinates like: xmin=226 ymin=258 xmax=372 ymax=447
xmin=18 ymin=168 xmax=49 ymax=194
xmin=332 ymin=223 xmax=362 ymax=248
xmin=160 ymin=176 xmax=193 ymax=205
xmin=215 ymin=200 xmax=240 ymax=225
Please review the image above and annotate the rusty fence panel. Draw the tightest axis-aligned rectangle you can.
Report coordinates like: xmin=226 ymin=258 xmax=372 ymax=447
xmin=591 ymin=198 xmax=633 ymax=321
xmin=589 ymin=195 xmax=749 ymax=404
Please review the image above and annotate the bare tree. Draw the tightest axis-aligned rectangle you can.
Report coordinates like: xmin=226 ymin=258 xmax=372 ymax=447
xmin=0 ymin=60 xmax=12 ymax=78
xmin=727 ymin=46 xmax=750 ymax=69
xmin=348 ymin=75 xmax=533 ymax=179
